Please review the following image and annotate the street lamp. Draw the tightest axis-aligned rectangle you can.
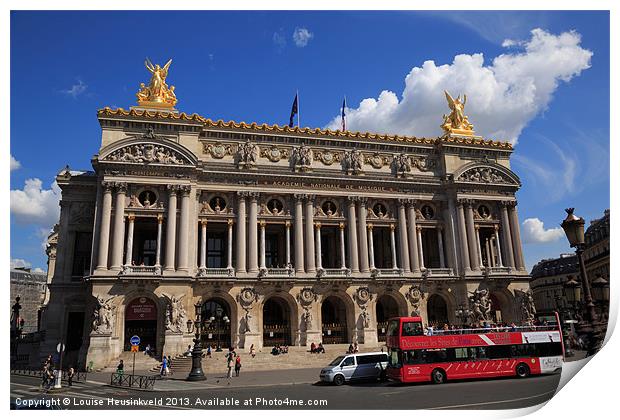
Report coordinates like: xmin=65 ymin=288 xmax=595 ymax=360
xmin=186 ymin=301 xmax=206 ymax=381
xmin=591 ymin=275 xmax=610 ymax=321
xmin=455 ymin=304 xmax=471 ymax=327
xmin=560 ymin=208 xmax=606 ymax=356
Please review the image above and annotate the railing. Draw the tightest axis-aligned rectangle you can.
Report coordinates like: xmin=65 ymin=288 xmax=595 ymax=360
xmin=374 ymin=268 xmax=403 ymax=277
xmin=110 ymin=373 xmax=157 ymax=390
xmin=266 ymin=267 xmax=295 ymax=277
xmin=321 ymin=268 xmax=351 ymax=277
xmin=121 ymin=265 xmax=161 ymax=275
xmin=197 ymin=267 xmax=235 ymax=277
xmin=427 ymin=325 xmax=560 ymax=336
xmin=11 ymin=369 xmax=88 ymax=383
xmin=424 ymin=268 xmax=454 ymax=276
xmin=484 ymin=266 xmax=511 ymax=275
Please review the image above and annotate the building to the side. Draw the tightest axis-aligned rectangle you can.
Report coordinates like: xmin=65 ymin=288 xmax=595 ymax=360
xmin=41 ymin=61 xmax=534 ymax=369
xmin=530 ymin=254 xmax=579 ymax=313
xmin=10 ymin=267 xmax=47 ymax=333
xmin=583 ymin=209 xmax=610 ymax=282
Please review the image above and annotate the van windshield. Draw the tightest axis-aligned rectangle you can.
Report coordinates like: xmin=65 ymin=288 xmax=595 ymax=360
xmin=328 ymin=356 xmax=345 ymax=366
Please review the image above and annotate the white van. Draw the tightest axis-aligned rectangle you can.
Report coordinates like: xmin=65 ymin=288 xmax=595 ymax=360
xmin=319 ymin=352 xmax=389 ymax=385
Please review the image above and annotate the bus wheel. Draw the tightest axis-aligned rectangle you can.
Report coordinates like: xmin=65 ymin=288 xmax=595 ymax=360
xmin=516 ymin=363 xmax=530 ymax=378
xmin=431 ymin=369 xmax=446 ymax=384
xmin=333 ymin=374 xmax=345 ymax=386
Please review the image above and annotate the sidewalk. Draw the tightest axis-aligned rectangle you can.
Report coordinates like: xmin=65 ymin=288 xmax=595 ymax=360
xmin=86 ymin=367 xmax=321 ymax=391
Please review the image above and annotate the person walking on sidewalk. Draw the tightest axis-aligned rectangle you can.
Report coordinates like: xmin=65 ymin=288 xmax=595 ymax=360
xmin=160 ymin=356 xmax=168 ymax=377
xmin=249 ymin=344 xmax=256 ymax=358
xmin=67 ymin=367 xmax=75 ymax=387
xmin=226 ymin=355 xmax=234 ymax=378
xmin=116 ymin=359 xmax=124 ymax=375
xmin=234 ymin=355 xmax=242 ymax=377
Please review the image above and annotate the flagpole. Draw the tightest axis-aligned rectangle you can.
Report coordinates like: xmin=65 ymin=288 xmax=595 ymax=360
xmin=297 ymin=89 xmax=300 ymax=128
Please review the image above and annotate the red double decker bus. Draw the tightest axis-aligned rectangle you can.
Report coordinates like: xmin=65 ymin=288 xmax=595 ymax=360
xmin=386 ymin=313 xmax=564 ymax=384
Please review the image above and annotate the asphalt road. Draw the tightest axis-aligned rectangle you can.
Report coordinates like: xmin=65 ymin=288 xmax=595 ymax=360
xmin=10 ymin=371 xmax=561 ymax=410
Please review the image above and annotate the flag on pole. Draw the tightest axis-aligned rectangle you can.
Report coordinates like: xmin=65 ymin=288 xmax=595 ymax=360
xmin=341 ymin=96 xmax=347 ymax=131
xmin=289 ymin=93 xmax=299 ymax=127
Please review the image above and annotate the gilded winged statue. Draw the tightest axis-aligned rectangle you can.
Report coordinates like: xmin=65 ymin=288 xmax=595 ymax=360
xmin=441 ymin=90 xmax=474 ymax=134
xmin=136 ymin=58 xmax=178 ymax=107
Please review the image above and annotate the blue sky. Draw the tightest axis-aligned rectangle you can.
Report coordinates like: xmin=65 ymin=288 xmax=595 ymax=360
xmin=10 ymin=11 xmax=609 ymax=272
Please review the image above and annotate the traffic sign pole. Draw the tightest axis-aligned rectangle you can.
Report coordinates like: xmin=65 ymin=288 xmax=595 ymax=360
xmin=133 ymin=351 xmax=136 ymax=376
xmin=129 ymin=336 xmax=140 ymax=377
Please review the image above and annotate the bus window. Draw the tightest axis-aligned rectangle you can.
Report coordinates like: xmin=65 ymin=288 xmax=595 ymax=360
xmin=402 ymin=321 xmax=423 ymax=336
xmin=455 ymin=348 xmax=468 ymax=360
xmin=387 ymin=320 xmax=400 ymax=336
xmin=388 ymin=349 xmax=401 ymax=367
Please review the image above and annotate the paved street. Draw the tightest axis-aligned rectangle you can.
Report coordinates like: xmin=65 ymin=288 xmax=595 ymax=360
xmin=11 ymin=367 xmax=561 ymax=410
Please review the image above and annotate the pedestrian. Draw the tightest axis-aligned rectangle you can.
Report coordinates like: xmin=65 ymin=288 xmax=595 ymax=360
xmin=160 ymin=356 xmax=168 ymax=377
xmin=167 ymin=355 xmax=173 ymax=375
xmin=207 ymin=344 xmax=212 ymax=358
xmin=353 ymin=342 xmax=359 ymax=353
xmin=144 ymin=344 xmax=151 ymax=356
xmin=227 ymin=355 xmax=234 ymax=378
xmin=117 ymin=359 xmax=124 ymax=375
xmin=46 ymin=366 xmax=55 ymax=390
xmin=234 ymin=355 xmax=241 ymax=377
xmin=67 ymin=366 xmax=75 ymax=387
xmin=184 ymin=345 xmax=192 ymax=356
xmin=40 ymin=364 xmax=50 ymax=390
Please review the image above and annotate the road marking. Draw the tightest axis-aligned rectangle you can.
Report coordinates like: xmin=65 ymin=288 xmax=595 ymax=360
xmin=427 ymin=390 xmax=556 ymax=409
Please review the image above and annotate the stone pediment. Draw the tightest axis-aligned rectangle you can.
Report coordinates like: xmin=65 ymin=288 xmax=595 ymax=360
xmin=99 ymin=134 xmax=197 ymax=166
xmin=453 ymin=162 xmax=520 ymax=187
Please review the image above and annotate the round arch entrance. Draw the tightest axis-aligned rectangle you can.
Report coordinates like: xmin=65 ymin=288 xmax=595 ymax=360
xmin=263 ymin=297 xmax=292 ymax=346
xmin=124 ymin=297 xmax=158 ymax=352
xmin=376 ymin=295 xmax=401 ymax=342
xmin=201 ymin=298 xmax=232 ymax=350
xmin=321 ymin=295 xmax=348 ymax=344
xmin=427 ymin=294 xmax=449 ymax=326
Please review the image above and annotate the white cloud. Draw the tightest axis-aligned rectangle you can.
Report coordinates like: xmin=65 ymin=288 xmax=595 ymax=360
xmin=327 ymin=29 xmax=592 ymax=143
xmin=61 ymin=79 xmax=87 ymax=98
xmin=522 ymin=218 xmax=565 ymax=244
xmin=10 ymin=178 xmax=61 ymax=227
xmin=11 ymin=258 xmax=31 ymax=269
xmin=32 ymin=267 xmax=45 ymax=274
xmin=10 ymin=155 xmax=21 ymax=171
xmin=293 ymin=27 xmax=313 ymax=47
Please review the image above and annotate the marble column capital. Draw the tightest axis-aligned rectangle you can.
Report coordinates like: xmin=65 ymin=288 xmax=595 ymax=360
xmin=157 ymin=214 xmax=164 ymax=223
xmin=113 ymin=182 xmax=128 ymax=193
xmin=227 ymin=218 xmax=235 ymax=226
xmin=339 ymin=222 xmax=345 ymax=230
xmin=389 ymin=223 xmax=396 ymax=231
xmin=166 ymin=184 xmax=180 ymax=195
xmin=314 ymin=221 xmax=322 ymax=229
xmin=101 ymin=181 xmax=115 ymax=192
xmin=200 ymin=219 xmax=208 ymax=227
xmin=178 ymin=185 xmax=192 ymax=196
xmin=367 ymin=223 xmax=373 ymax=231
xmin=456 ymin=198 xmax=474 ymax=207
xmin=127 ymin=213 xmax=136 ymax=222
xmin=501 ymin=199 xmax=517 ymax=207
xmin=416 ymin=225 xmax=423 ymax=232
xmin=259 ymin=219 xmax=267 ymax=227
xmin=293 ymin=193 xmax=308 ymax=201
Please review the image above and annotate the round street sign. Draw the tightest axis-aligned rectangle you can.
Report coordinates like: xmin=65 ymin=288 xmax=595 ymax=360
xmin=56 ymin=343 xmax=65 ymax=353
xmin=130 ymin=335 xmax=140 ymax=346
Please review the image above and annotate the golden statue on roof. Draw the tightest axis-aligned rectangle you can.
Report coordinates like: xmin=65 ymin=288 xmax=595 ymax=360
xmin=136 ymin=58 xmax=177 ymax=109
xmin=441 ymin=90 xmax=474 ymax=135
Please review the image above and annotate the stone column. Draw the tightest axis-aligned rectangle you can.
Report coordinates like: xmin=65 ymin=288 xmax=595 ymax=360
xmin=155 ymin=214 xmax=163 ymax=268
xmin=236 ymin=193 xmax=247 ymax=274
xmin=259 ymin=220 xmax=267 ymax=270
xmin=200 ymin=220 xmax=207 ymax=270
xmin=164 ymin=185 xmax=178 ymax=272
xmin=294 ymin=195 xmax=305 ymax=274
xmin=367 ymin=224 xmax=375 ymax=270
xmin=248 ymin=193 xmax=259 ymax=273
xmin=177 ymin=186 xmax=191 ymax=271
xmin=285 ymin=221 xmax=291 ymax=268
xmin=407 ymin=201 xmax=420 ymax=273
xmin=227 ymin=218 xmax=234 ymax=270
xmin=437 ymin=227 xmax=445 ymax=268
xmin=347 ymin=198 xmax=359 ymax=273
xmin=485 ymin=237 xmax=493 ymax=267
xmin=110 ymin=182 xmax=127 ymax=271
xmin=456 ymin=200 xmax=470 ymax=273
xmin=444 ymin=199 xmax=459 ymax=272
xmin=357 ymin=198 xmax=370 ymax=273
xmin=96 ymin=182 xmax=113 ymax=270
xmin=397 ymin=200 xmax=411 ymax=273
xmin=305 ymin=195 xmax=316 ymax=274
xmin=315 ymin=222 xmax=322 ymax=270
xmin=464 ymin=202 xmax=480 ymax=271
xmin=390 ymin=224 xmax=398 ymax=269
xmin=124 ymin=214 xmax=135 ymax=266
xmin=500 ymin=202 xmax=515 ymax=269
xmin=339 ymin=222 xmax=347 ymax=269
xmin=508 ymin=203 xmax=526 ymax=271
xmin=416 ymin=226 xmax=425 ymax=270
xmin=474 ymin=224 xmax=484 ymax=268
xmin=494 ymin=225 xmax=504 ymax=267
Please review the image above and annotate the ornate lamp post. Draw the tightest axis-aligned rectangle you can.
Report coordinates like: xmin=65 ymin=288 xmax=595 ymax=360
xmin=455 ymin=304 xmax=472 ymax=328
xmin=591 ymin=275 xmax=610 ymax=321
xmin=186 ymin=301 xmax=206 ymax=381
xmin=560 ymin=208 xmax=606 ymax=356
xmin=212 ymin=306 xmax=230 ymax=351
